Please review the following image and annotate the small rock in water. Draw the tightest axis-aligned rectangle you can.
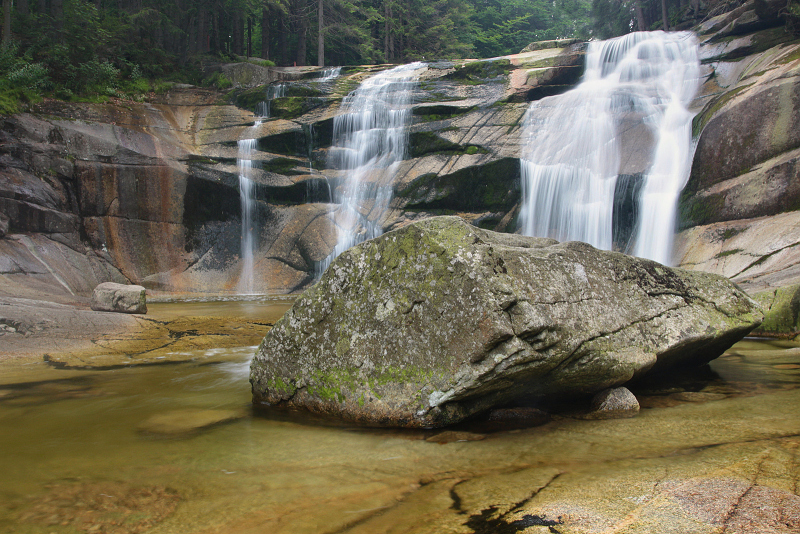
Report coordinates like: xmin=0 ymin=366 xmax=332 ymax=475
xmin=425 ymin=431 xmax=486 ymax=444
xmin=585 ymin=387 xmax=640 ymax=419
xmin=91 ymin=282 xmax=147 ymax=314
xmin=137 ymin=408 xmax=246 ymax=436
xmin=670 ymin=391 xmax=727 ymax=402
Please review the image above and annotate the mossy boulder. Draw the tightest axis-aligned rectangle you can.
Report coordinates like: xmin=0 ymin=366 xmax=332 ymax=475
xmin=752 ymin=284 xmax=800 ymax=337
xmin=250 ymin=216 xmax=762 ymax=428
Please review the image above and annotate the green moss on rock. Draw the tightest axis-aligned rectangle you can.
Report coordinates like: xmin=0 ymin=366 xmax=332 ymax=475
xmin=752 ymin=284 xmax=800 ymax=336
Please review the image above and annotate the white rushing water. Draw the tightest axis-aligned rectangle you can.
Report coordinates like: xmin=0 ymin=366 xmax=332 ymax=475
xmin=237 ymin=135 xmax=259 ymax=295
xmin=519 ymin=31 xmax=700 ymax=265
xmin=237 ymin=83 xmax=291 ymax=293
xmin=255 ymin=83 xmax=286 ymax=118
xmin=318 ymin=67 xmax=342 ymax=81
xmin=317 ymin=62 xmax=426 ymax=276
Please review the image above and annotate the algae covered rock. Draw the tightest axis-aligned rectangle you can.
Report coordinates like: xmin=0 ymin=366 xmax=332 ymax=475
xmin=250 ymin=216 xmax=762 ymax=428
xmin=752 ymin=284 xmax=800 ymax=337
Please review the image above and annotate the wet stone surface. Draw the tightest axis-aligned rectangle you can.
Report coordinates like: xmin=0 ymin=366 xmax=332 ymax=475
xmin=0 ymin=301 xmax=798 ymax=534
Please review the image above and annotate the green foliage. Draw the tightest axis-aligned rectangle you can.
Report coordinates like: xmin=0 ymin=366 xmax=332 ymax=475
xmin=247 ymin=58 xmax=276 ymax=67
xmin=203 ymin=72 xmax=233 ymax=90
xmin=472 ymin=0 xmax=592 ymax=57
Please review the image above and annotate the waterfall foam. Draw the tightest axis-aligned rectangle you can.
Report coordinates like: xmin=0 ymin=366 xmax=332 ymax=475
xmin=316 ymin=62 xmax=426 ymax=277
xmin=519 ymin=31 xmax=700 ymax=265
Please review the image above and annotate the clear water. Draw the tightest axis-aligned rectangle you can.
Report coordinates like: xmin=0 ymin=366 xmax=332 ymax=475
xmin=1 ymin=301 xmax=798 ymax=533
xmin=519 ymin=31 xmax=700 ymax=265
xmin=316 ymin=62 xmax=426 ymax=277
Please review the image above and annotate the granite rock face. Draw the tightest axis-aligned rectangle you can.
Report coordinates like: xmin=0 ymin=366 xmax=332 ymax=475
xmin=251 ymin=216 xmax=762 ymax=427
xmin=91 ymin=282 xmax=147 ymax=314
xmin=676 ymin=0 xmax=800 ymax=292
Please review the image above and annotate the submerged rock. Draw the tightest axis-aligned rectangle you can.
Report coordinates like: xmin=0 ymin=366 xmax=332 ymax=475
xmin=585 ymin=387 xmax=640 ymax=419
xmin=91 ymin=282 xmax=147 ymax=314
xmin=137 ymin=408 xmax=246 ymax=436
xmin=250 ymin=216 xmax=762 ymax=428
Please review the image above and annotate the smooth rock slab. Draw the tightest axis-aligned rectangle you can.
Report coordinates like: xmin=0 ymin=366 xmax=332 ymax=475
xmin=250 ymin=216 xmax=762 ymax=428
xmin=91 ymin=282 xmax=147 ymax=314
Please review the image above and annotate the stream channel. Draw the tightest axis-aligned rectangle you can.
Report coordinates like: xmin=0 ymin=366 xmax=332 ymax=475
xmin=1 ymin=299 xmax=799 ymax=533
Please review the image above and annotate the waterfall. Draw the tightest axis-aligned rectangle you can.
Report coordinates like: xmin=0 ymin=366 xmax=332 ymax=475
xmin=318 ymin=67 xmax=342 ymax=82
xmin=237 ymin=135 xmax=259 ymax=295
xmin=255 ymin=83 xmax=286 ymax=118
xmin=316 ymin=62 xmax=426 ymax=276
xmin=518 ymin=31 xmax=700 ymax=265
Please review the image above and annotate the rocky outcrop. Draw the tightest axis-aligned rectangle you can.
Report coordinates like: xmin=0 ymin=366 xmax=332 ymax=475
xmin=0 ymin=46 xmax=587 ymax=298
xmin=751 ymin=283 xmax=800 ymax=337
xmin=1 ymin=2 xmax=796 ymax=300
xmin=91 ymin=282 xmax=147 ymax=314
xmin=250 ymin=216 xmax=762 ymax=427
xmin=676 ymin=0 xmax=800 ymax=292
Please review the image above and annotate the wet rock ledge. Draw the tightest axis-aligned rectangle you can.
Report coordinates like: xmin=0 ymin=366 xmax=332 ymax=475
xmin=250 ymin=216 xmax=763 ymax=427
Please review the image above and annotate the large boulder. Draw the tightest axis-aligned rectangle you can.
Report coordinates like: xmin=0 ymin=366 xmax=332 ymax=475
xmin=250 ymin=216 xmax=762 ymax=427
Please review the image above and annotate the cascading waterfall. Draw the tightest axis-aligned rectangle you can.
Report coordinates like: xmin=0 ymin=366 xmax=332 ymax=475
xmin=318 ymin=67 xmax=342 ymax=82
xmin=237 ymin=134 xmax=259 ymax=295
xmin=255 ymin=83 xmax=286 ymax=118
xmin=519 ymin=31 xmax=700 ymax=265
xmin=237 ymin=82 xmax=292 ymax=293
xmin=316 ymin=62 xmax=426 ymax=276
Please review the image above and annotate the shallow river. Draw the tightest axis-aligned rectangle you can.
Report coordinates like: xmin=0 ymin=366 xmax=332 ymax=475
xmin=1 ymin=299 xmax=799 ymax=534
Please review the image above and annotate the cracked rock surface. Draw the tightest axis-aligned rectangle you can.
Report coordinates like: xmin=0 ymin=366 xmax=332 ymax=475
xmin=250 ymin=216 xmax=763 ymax=427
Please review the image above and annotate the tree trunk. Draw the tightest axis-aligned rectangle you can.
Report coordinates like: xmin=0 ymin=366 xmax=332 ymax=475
xmin=384 ymin=2 xmax=389 ymax=61
xmin=37 ymin=0 xmax=45 ymax=15
xmin=2 ymin=0 xmax=10 ymax=50
xmin=635 ymin=0 xmax=648 ymax=31
xmin=317 ymin=0 xmax=323 ymax=66
xmin=278 ymin=13 xmax=288 ymax=65
xmin=261 ymin=5 xmax=270 ymax=59
xmin=18 ymin=0 xmax=29 ymax=16
xmin=296 ymin=14 xmax=307 ymax=66
xmin=661 ymin=0 xmax=670 ymax=30
xmin=247 ymin=16 xmax=252 ymax=58
xmin=51 ymin=0 xmax=63 ymax=30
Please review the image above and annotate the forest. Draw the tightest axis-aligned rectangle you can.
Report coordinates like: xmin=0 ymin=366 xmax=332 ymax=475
xmin=0 ymin=0 xmax=761 ymax=110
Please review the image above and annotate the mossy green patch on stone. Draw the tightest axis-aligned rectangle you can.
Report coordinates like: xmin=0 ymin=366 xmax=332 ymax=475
xmin=693 ymin=83 xmax=754 ymax=137
xmin=413 ymin=104 xmax=475 ymax=121
xmin=753 ymin=284 xmax=800 ymax=336
xmin=719 ymin=227 xmax=746 ymax=241
xmin=714 ymin=248 xmax=743 ymax=259
xmin=262 ymin=157 xmax=303 ymax=175
xmin=397 ymin=158 xmax=520 ymax=213
xmin=408 ymin=132 xmax=488 ymax=158
xmin=678 ymin=190 xmax=726 ymax=230
xmin=270 ymin=97 xmax=325 ymax=120
xmin=446 ymin=59 xmax=512 ymax=83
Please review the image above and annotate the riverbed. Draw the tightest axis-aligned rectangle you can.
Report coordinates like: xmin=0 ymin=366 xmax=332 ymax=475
xmin=1 ymin=299 xmax=799 ymax=534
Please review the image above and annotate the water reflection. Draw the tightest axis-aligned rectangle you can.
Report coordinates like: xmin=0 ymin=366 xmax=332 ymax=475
xmin=1 ymin=331 xmax=798 ymax=534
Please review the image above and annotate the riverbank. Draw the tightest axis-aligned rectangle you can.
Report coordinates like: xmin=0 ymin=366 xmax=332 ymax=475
xmin=0 ymin=329 xmax=798 ymax=534
xmin=0 ymin=290 xmax=293 ymax=368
